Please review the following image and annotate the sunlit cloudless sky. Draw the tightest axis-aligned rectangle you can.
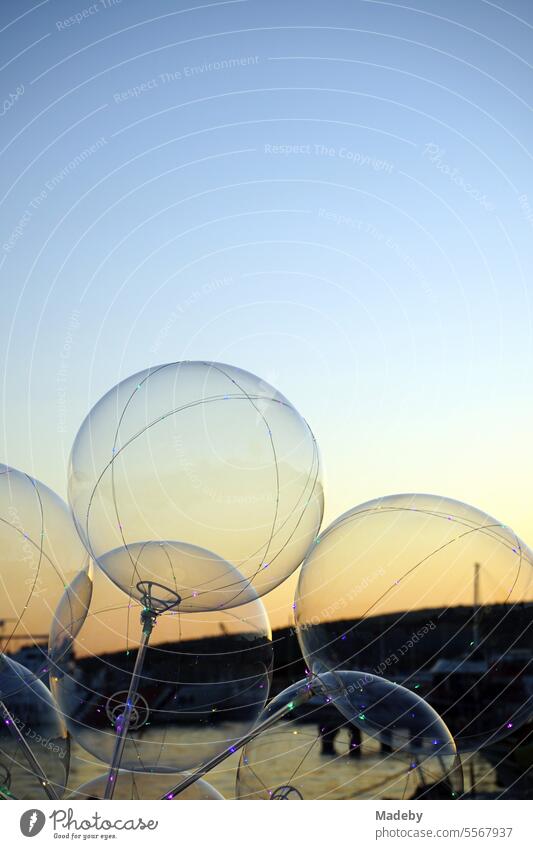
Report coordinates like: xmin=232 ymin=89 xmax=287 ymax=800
xmin=1 ymin=0 xmax=533 ymax=627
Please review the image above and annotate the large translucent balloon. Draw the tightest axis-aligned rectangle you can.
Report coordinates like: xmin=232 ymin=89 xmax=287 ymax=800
xmin=96 ymin=540 xmax=269 ymax=613
xmin=69 ymin=770 xmax=223 ymax=799
xmin=236 ymin=677 xmax=462 ymax=800
xmin=0 ymin=464 xmax=87 ymax=675
xmin=49 ymin=560 xmax=272 ymax=773
xmin=317 ymin=670 xmax=459 ymax=763
xmin=48 ymin=565 xmax=93 ymax=668
xmin=68 ymin=361 xmax=323 ymax=604
xmin=0 ymin=654 xmax=69 ymax=799
xmin=295 ymin=494 xmax=533 ymax=750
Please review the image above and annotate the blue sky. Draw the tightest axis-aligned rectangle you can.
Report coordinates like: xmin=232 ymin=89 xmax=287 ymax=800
xmin=1 ymin=0 xmax=533 ymax=623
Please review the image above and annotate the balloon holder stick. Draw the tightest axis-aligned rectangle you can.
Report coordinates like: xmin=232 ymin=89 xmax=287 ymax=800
xmin=103 ymin=581 xmax=181 ymax=800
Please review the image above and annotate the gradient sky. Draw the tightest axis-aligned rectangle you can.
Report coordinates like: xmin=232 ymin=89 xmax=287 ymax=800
xmin=1 ymin=0 xmax=533 ymax=628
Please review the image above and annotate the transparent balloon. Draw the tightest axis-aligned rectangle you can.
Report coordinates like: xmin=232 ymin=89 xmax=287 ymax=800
xmin=69 ymin=770 xmax=223 ymax=799
xmin=317 ymin=670 xmax=460 ymax=765
xmin=49 ymin=560 xmax=272 ymax=773
xmin=0 ymin=464 xmax=87 ymax=678
xmin=237 ymin=677 xmax=462 ymax=800
xmin=0 ymin=654 xmax=69 ymax=799
xmin=295 ymin=494 xmax=533 ymax=750
xmin=68 ymin=361 xmax=323 ymax=606
xmin=48 ymin=565 xmax=94 ymax=668
xmin=96 ymin=540 xmax=268 ymax=613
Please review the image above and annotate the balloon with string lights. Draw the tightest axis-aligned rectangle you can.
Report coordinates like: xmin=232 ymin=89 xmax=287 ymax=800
xmin=0 ymin=654 xmax=69 ymax=799
xmin=0 ymin=464 xmax=87 ymax=678
xmin=69 ymin=770 xmax=223 ymax=799
xmin=236 ymin=675 xmax=462 ymax=800
xmin=317 ymin=669 xmax=460 ymax=766
xmin=91 ymin=539 xmax=272 ymax=613
xmin=236 ymin=679 xmax=362 ymax=800
xmin=49 ymin=556 xmax=273 ymax=773
xmin=48 ymin=565 xmax=94 ymax=668
xmin=295 ymin=494 xmax=533 ymax=751
xmin=68 ymin=361 xmax=323 ymax=607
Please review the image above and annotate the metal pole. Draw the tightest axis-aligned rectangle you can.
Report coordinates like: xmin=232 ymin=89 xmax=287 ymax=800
xmin=103 ymin=607 xmax=155 ymax=800
xmin=161 ymin=685 xmax=314 ymax=799
xmin=0 ymin=699 xmax=59 ymax=801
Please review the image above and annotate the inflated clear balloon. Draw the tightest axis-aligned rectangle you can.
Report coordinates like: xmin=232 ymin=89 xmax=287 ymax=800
xmin=48 ymin=565 xmax=93 ymax=668
xmin=237 ymin=679 xmax=353 ymax=800
xmin=295 ymin=494 xmax=533 ymax=750
xmin=317 ymin=670 xmax=459 ymax=763
xmin=68 ymin=362 xmax=323 ymax=605
xmin=97 ymin=540 xmax=266 ymax=613
xmin=0 ymin=654 xmax=69 ymax=799
xmin=50 ymin=562 xmax=272 ymax=773
xmin=237 ymin=677 xmax=462 ymax=800
xmin=69 ymin=770 xmax=223 ymax=799
xmin=0 ymin=464 xmax=87 ymax=677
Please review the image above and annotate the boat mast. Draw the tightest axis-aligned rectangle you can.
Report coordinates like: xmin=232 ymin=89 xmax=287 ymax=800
xmin=473 ymin=562 xmax=481 ymax=648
